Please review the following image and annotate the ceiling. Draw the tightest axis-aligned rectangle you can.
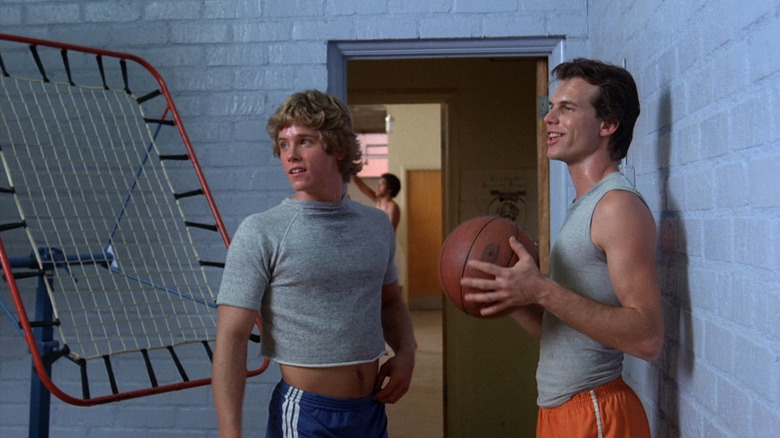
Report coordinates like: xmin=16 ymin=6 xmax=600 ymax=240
xmin=350 ymin=104 xmax=387 ymax=133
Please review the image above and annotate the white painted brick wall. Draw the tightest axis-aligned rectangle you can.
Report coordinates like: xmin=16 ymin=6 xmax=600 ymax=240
xmin=0 ymin=0 xmax=778 ymax=436
xmin=589 ymin=0 xmax=780 ymax=437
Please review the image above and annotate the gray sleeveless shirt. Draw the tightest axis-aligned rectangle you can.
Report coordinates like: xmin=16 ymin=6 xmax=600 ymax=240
xmin=536 ymin=172 xmax=646 ymax=407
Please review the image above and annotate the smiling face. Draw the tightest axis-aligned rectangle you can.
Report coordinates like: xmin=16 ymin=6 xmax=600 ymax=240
xmin=278 ymin=122 xmax=345 ymax=202
xmin=544 ymin=77 xmax=616 ymax=166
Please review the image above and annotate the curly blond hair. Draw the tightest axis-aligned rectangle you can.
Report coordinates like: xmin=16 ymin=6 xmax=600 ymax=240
xmin=266 ymin=90 xmax=362 ymax=182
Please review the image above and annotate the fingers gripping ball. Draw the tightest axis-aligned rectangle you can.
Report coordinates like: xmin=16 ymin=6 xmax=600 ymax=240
xmin=438 ymin=215 xmax=539 ymax=317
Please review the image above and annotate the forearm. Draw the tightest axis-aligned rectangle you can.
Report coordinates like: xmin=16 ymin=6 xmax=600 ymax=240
xmin=370 ymin=282 xmax=416 ymax=403
xmin=213 ymin=337 xmax=248 ymax=438
xmin=536 ymin=279 xmax=663 ymax=360
xmin=509 ymin=304 xmax=544 ymax=339
xmin=213 ymin=305 xmax=257 ymax=438
xmin=382 ymin=298 xmax=416 ymax=357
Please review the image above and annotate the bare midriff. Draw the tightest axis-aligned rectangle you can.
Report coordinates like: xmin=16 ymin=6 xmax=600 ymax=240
xmin=280 ymin=360 xmax=379 ymax=399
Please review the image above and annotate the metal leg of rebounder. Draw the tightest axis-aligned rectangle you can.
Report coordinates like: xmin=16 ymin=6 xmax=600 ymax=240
xmin=29 ymin=271 xmax=56 ymax=438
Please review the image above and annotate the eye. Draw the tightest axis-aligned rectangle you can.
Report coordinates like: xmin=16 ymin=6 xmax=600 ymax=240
xmin=301 ymin=137 xmax=321 ymax=148
xmin=278 ymin=141 xmax=289 ymax=150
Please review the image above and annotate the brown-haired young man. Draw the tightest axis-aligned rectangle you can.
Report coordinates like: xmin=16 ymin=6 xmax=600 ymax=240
xmin=462 ymin=59 xmax=664 ymax=437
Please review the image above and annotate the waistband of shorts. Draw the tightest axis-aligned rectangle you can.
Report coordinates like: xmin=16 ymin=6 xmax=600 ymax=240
xmin=277 ymin=379 xmax=379 ymax=411
xmin=549 ymin=376 xmax=628 ymax=409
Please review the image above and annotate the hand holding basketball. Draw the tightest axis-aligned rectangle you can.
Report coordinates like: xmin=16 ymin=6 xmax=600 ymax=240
xmin=438 ymin=216 xmax=539 ymax=318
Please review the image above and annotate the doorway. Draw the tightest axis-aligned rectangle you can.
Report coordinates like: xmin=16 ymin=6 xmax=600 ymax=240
xmin=332 ymin=38 xmax=559 ymax=437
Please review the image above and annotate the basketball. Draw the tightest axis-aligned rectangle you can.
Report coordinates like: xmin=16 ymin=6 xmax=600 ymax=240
xmin=438 ymin=215 xmax=539 ymax=318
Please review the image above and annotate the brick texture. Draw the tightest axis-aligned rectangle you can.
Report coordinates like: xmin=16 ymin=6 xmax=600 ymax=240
xmin=0 ymin=1 xmax=778 ymax=437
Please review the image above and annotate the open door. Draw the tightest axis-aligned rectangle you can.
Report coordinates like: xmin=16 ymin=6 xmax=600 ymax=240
xmin=344 ymin=52 xmax=553 ymax=438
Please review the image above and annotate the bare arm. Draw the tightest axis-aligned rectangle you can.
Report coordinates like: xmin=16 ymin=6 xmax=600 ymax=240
xmin=580 ymin=190 xmax=664 ymax=360
xmin=509 ymin=304 xmax=544 ymax=339
xmin=351 ymin=175 xmax=378 ymax=202
xmin=213 ymin=305 xmax=258 ymax=438
xmin=374 ymin=281 xmax=416 ymax=403
xmin=463 ymin=191 xmax=664 ymax=361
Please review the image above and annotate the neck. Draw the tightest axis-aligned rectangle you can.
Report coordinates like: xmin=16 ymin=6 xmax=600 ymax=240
xmin=568 ymin=159 xmax=620 ymax=201
xmin=293 ymin=182 xmax=345 ymax=202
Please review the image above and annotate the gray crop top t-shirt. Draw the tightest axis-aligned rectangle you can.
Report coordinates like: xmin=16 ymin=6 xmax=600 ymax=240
xmin=216 ymin=196 xmax=398 ymax=367
xmin=536 ymin=172 xmax=648 ymax=407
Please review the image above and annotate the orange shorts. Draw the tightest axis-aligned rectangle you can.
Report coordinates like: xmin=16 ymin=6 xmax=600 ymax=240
xmin=536 ymin=376 xmax=651 ymax=438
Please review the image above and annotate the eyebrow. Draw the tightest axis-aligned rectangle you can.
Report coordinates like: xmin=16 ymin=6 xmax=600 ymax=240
xmin=552 ymin=99 xmax=578 ymax=107
xmin=278 ymin=132 xmax=318 ymax=141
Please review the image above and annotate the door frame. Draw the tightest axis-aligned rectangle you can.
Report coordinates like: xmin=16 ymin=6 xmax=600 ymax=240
xmin=328 ymin=37 xmax=566 ymax=435
xmin=327 ymin=37 xmax=565 ymax=98
xmin=327 ymin=36 xmax=566 ymax=269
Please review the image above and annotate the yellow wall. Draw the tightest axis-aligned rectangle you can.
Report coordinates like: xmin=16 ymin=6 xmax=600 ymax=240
xmin=347 ymin=103 xmax=441 ymax=300
xmin=387 ymin=103 xmax=441 ymax=296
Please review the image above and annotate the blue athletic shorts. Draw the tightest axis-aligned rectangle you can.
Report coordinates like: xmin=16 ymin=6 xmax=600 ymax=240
xmin=266 ymin=379 xmax=388 ymax=438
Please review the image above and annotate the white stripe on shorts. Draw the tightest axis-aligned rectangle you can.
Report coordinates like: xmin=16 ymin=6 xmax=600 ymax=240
xmin=282 ymin=386 xmax=303 ymax=438
xmin=589 ymin=389 xmax=604 ymax=438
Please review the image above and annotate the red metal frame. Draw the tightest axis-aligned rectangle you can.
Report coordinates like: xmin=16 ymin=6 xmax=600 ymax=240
xmin=0 ymin=33 xmax=269 ymax=407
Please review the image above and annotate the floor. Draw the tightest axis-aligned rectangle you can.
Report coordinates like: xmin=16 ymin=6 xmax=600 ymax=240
xmin=386 ymin=310 xmax=443 ymax=438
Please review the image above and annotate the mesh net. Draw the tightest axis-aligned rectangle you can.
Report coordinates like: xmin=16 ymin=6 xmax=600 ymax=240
xmin=0 ymin=54 xmax=219 ymax=362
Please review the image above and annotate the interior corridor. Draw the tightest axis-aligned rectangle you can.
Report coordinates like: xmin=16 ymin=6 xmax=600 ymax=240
xmin=386 ymin=310 xmax=444 ymax=437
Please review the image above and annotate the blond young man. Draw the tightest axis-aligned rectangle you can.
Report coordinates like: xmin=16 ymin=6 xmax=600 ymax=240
xmin=213 ymin=90 xmax=415 ymax=438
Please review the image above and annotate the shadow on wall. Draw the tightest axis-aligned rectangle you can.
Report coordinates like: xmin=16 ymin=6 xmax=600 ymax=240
xmin=656 ymin=88 xmax=694 ymax=437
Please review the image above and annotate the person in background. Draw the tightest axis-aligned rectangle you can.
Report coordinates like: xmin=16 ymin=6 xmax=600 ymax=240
xmin=212 ymin=90 xmax=415 ymax=438
xmin=352 ymin=172 xmax=401 ymax=230
xmin=462 ymin=58 xmax=664 ymax=438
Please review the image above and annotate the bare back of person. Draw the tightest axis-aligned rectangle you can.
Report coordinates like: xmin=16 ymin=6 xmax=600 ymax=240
xmin=376 ymin=198 xmax=400 ymax=230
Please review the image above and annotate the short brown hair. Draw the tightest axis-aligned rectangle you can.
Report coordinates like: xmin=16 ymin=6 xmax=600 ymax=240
xmin=552 ymin=58 xmax=640 ymax=161
xmin=381 ymin=173 xmax=401 ymax=198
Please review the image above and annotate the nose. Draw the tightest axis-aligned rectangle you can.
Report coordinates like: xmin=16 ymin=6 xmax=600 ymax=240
xmin=543 ymin=107 xmax=556 ymax=125
xmin=285 ymin=144 xmax=301 ymax=160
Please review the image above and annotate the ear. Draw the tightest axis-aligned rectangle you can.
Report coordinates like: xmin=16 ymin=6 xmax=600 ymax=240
xmin=599 ymin=118 xmax=619 ymax=138
xmin=334 ymin=150 xmax=348 ymax=161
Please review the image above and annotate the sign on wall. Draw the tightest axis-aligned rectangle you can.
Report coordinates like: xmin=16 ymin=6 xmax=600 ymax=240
xmin=459 ymin=168 xmax=538 ymax=240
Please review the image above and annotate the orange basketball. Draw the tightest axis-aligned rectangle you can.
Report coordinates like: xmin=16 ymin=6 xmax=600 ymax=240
xmin=438 ymin=215 xmax=539 ymax=318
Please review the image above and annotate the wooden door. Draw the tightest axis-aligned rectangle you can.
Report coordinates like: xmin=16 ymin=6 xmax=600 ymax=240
xmin=406 ymin=169 xmax=442 ymax=302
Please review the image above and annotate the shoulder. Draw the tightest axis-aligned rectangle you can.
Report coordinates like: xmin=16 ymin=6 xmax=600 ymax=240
xmin=592 ymin=189 xmax=656 ymax=251
xmin=348 ymin=199 xmax=396 ymax=232
xmin=596 ymin=189 xmax=648 ymax=218
xmin=233 ymin=203 xmax=295 ymax=240
xmin=236 ymin=208 xmax=278 ymax=232
xmin=591 ymin=173 xmax=648 ymax=222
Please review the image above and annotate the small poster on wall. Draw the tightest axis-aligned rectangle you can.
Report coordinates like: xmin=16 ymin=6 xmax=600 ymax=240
xmin=459 ymin=168 xmax=538 ymax=240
